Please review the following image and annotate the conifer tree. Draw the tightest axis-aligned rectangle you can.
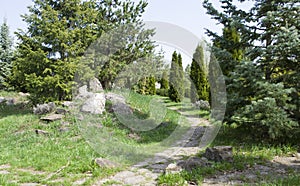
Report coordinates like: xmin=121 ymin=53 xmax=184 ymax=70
xmin=203 ymin=0 xmax=299 ymax=141
xmin=168 ymin=51 xmax=184 ymax=102
xmin=0 ymin=19 xmax=13 ymax=89
xmin=11 ymin=0 xmax=155 ymax=104
xmin=190 ymin=45 xmax=209 ymax=103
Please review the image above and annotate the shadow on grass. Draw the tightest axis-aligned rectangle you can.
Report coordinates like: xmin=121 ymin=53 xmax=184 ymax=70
xmin=0 ymin=103 xmax=32 ymax=118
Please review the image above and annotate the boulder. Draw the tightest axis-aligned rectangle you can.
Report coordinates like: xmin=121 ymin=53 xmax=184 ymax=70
xmin=94 ymin=158 xmax=119 ymax=168
xmin=80 ymin=93 xmax=106 ymax=114
xmin=88 ymin=77 xmax=103 ymax=92
xmin=33 ymin=102 xmax=56 ymax=115
xmin=6 ymin=98 xmax=16 ymax=106
xmin=179 ymin=157 xmax=210 ymax=171
xmin=0 ymin=97 xmax=5 ymax=104
xmin=204 ymin=146 xmax=233 ymax=162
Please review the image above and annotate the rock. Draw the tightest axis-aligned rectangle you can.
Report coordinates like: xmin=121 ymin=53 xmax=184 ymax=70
xmin=6 ymin=98 xmax=16 ymax=105
xmin=35 ymin=129 xmax=49 ymax=135
xmin=165 ymin=163 xmax=182 ymax=174
xmin=56 ymin=108 xmax=67 ymax=114
xmin=62 ymin=101 xmax=74 ymax=108
xmin=33 ymin=102 xmax=56 ymax=115
xmin=179 ymin=156 xmax=211 ymax=171
xmin=80 ymin=93 xmax=106 ymax=114
xmin=88 ymin=77 xmax=103 ymax=92
xmin=41 ymin=114 xmax=64 ymax=122
xmin=204 ymin=146 xmax=233 ymax=162
xmin=128 ymin=133 xmax=141 ymax=141
xmin=94 ymin=158 xmax=119 ymax=168
xmin=0 ymin=97 xmax=5 ymax=103
xmin=18 ymin=92 xmax=30 ymax=97
xmin=59 ymin=127 xmax=70 ymax=133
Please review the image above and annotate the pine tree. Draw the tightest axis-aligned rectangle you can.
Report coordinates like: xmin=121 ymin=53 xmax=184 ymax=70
xmin=0 ymin=19 xmax=13 ymax=89
xmin=11 ymin=0 xmax=155 ymax=104
xmin=190 ymin=45 xmax=209 ymax=103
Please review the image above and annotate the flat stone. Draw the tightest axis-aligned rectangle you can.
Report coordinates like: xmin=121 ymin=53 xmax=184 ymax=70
xmin=35 ymin=129 xmax=49 ymax=135
xmin=41 ymin=114 xmax=64 ymax=122
xmin=56 ymin=108 xmax=68 ymax=114
xmin=95 ymin=158 xmax=119 ymax=168
xmin=123 ymin=175 xmax=146 ymax=185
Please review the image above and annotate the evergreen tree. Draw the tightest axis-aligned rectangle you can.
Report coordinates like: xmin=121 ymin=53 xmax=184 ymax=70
xmin=137 ymin=76 xmax=156 ymax=95
xmin=168 ymin=51 xmax=183 ymax=102
xmin=160 ymin=70 xmax=169 ymax=90
xmin=203 ymin=0 xmax=299 ymax=141
xmin=0 ymin=19 xmax=13 ymax=89
xmin=11 ymin=0 xmax=155 ymax=104
xmin=177 ymin=53 xmax=185 ymax=99
xmin=190 ymin=45 xmax=209 ymax=103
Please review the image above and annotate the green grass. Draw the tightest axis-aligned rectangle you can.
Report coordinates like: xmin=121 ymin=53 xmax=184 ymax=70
xmin=0 ymin=91 xmax=209 ymax=185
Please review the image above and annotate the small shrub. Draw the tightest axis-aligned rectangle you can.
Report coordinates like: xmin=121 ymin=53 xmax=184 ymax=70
xmin=194 ymin=100 xmax=210 ymax=111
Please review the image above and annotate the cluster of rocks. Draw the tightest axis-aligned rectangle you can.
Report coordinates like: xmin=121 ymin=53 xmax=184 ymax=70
xmin=0 ymin=97 xmax=16 ymax=106
xmin=166 ymin=146 xmax=233 ymax=174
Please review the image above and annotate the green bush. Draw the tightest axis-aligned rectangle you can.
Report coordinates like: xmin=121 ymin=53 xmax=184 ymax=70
xmin=156 ymin=89 xmax=168 ymax=97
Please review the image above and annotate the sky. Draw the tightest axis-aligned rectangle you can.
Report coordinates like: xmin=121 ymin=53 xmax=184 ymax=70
xmin=0 ymin=0 xmax=252 ymax=66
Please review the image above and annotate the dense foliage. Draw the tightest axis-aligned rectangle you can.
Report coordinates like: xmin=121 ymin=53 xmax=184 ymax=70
xmin=10 ymin=0 xmax=156 ymax=104
xmin=0 ymin=19 xmax=14 ymax=90
xmin=203 ymin=0 xmax=299 ymax=142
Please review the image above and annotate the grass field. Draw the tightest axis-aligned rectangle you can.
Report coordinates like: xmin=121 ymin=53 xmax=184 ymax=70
xmin=0 ymin=91 xmax=299 ymax=185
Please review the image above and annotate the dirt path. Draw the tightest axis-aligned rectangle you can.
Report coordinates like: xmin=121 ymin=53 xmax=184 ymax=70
xmin=93 ymin=104 xmax=210 ymax=186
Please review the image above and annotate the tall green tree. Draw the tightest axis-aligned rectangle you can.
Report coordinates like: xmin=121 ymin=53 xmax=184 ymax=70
xmin=0 ymin=19 xmax=13 ymax=89
xmin=168 ymin=51 xmax=184 ymax=102
xmin=203 ymin=0 xmax=299 ymax=141
xmin=11 ymin=0 xmax=155 ymax=104
xmin=190 ymin=45 xmax=209 ymax=103
xmin=160 ymin=70 xmax=169 ymax=90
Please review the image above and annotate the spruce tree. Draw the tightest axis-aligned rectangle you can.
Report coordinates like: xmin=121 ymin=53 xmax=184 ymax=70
xmin=203 ymin=0 xmax=299 ymax=141
xmin=0 ymin=19 xmax=13 ymax=89
xmin=11 ymin=0 xmax=155 ymax=104
xmin=190 ymin=45 xmax=209 ymax=103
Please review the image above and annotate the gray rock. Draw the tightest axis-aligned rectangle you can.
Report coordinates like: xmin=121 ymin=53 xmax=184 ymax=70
xmin=35 ymin=129 xmax=49 ymax=135
xmin=6 ymin=98 xmax=15 ymax=106
xmin=88 ymin=77 xmax=103 ymax=92
xmin=33 ymin=102 xmax=56 ymax=115
xmin=204 ymin=146 xmax=233 ymax=162
xmin=0 ymin=97 xmax=5 ymax=103
xmin=80 ymin=93 xmax=106 ymax=114
xmin=56 ymin=108 xmax=67 ymax=114
xmin=62 ymin=101 xmax=74 ymax=108
xmin=179 ymin=156 xmax=211 ymax=171
xmin=95 ymin=158 xmax=119 ymax=168
xmin=165 ymin=163 xmax=182 ymax=174
xmin=40 ymin=114 xmax=64 ymax=122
